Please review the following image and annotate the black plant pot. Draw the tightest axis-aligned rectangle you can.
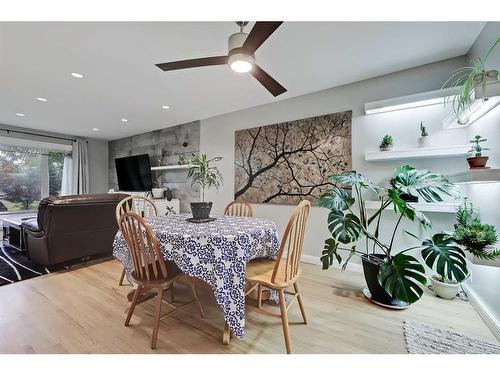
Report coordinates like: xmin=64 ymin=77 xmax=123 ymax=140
xmin=190 ymin=202 xmax=212 ymax=220
xmin=361 ymin=254 xmax=409 ymax=309
xmin=399 ymin=193 xmax=418 ymax=203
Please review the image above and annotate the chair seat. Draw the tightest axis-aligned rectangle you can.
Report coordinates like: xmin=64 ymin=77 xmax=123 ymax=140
xmin=246 ymin=258 xmax=300 ymax=288
xmin=131 ymin=260 xmax=183 ymax=286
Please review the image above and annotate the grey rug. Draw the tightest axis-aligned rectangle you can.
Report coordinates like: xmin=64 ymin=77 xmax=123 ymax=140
xmin=403 ymin=320 xmax=500 ymax=354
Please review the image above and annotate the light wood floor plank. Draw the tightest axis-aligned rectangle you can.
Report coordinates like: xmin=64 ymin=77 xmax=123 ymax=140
xmin=0 ymin=259 xmax=496 ymax=353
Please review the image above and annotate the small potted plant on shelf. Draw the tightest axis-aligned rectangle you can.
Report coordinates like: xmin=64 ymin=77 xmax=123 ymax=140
xmin=186 ymin=154 xmax=223 ymax=221
xmin=442 ymin=37 xmax=499 ymax=125
xmin=318 ymin=165 xmax=463 ymax=308
xmin=417 ymin=122 xmax=429 ymax=148
xmin=467 ymin=135 xmax=490 ymax=169
xmin=379 ymin=135 xmax=393 ymax=151
xmin=151 ymin=176 xmax=165 ymax=199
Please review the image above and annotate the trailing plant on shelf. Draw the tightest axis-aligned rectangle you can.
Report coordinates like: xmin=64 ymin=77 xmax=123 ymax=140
xmin=379 ymin=135 xmax=393 ymax=151
xmin=442 ymin=37 xmax=500 ymax=124
xmin=454 ymin=199 xmax=500 ymax=260
xmin=318 ymin=165 xmax=463 ymax=305
xmin=467 ymin=135 xmax=489 ymax=168
xmin=186 ymin=154 xmax=223 ymax=220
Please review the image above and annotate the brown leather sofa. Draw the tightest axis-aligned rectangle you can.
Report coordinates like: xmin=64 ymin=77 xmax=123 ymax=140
xmin=22 ymin=193 xmax=129 ymax=266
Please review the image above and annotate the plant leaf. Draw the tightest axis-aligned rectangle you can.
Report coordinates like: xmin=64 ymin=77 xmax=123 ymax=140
xmin=421 ymin=233 xmax=468 ymax=282
xmin=327 ymin=209 xmax=362 ymax=244
xmin=390 ymin=165 xmax=459 ymax=203
xmin=320 ymin=238 xmax=342 ymax=270
xmin=316 ymin=187 xmax=354 ymax=210
xmin=377 ymin=253 xmax=427 ymax=304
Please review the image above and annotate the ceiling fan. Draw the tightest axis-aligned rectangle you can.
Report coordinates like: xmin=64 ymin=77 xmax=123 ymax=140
xmin=155 ymin=21 xmax=287 ymax=97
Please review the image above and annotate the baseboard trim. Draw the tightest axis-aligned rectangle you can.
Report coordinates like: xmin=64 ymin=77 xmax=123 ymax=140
xmin=463 ymin=283 xmax=500 ymax=342
xmin=301 ymin=254 xmax=363 ymax=273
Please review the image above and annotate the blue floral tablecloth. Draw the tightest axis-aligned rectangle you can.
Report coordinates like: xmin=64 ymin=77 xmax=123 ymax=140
xmin=112 ymin=214 xmax=280 ymax=339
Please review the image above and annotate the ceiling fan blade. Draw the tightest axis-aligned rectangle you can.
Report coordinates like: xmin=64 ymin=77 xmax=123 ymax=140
xmin=242 ymin=22 xmax=283 ymax=54
xmin=250 ymin=65 xmax=287 ymax=97
xmin=156 ymin=56 xmax=228 ymax=71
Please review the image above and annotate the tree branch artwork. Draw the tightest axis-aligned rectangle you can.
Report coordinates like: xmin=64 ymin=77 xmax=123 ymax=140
xmin=234 ymin=111 xmax=352 ymax=205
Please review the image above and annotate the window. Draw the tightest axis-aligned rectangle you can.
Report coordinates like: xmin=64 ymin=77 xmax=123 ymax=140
xmin=0 ymin=143 xmax=70 ymax=213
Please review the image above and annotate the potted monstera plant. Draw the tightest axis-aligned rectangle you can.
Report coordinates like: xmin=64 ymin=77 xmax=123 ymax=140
xmin=318 ymin=165 xmax=467 ymax=307
xmin=186 ymin=154 xmax=223 ymax=220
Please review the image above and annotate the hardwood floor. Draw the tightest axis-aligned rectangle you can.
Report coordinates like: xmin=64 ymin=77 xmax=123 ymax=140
xmin=0 ymin=259 xmax=496 ymax=354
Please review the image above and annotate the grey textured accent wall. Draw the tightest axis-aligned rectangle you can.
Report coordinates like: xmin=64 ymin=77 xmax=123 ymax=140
xmin=108 ymin=121 xmax=200 ymax=213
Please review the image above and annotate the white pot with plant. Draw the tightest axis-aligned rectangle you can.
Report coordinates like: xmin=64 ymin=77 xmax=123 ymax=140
xmin=379 ymin=135 xmax=393 ymax=151
xmin=417 ymin=122 xmax=430 ymax=148
xmin=429 ymin=200 xmax=500 ymax=300
xmin=429 ymin=275 xmax=460 ymax=300
xmin=186 ymin=154 xmax=223 ymax=220
xmin=152 ymin=176 xmax=165 ymax=199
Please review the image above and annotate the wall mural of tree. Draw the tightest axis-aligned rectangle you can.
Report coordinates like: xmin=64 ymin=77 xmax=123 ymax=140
xmin=234 ymin=111 xmax=352 ymax=205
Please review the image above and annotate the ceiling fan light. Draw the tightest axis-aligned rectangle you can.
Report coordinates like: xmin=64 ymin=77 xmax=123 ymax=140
xmin=228 ymin=52 xmax=254 ymax=73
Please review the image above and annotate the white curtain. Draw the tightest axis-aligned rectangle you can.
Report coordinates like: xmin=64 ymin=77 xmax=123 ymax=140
xmin=60 ymin=154 xmax=73 ymax=196
xmin=71 ymin=140 xmax=89 ymax=195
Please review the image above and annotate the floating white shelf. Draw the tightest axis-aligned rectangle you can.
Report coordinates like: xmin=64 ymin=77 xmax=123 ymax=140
xmin=447 ymin=168 xmax=500 ymax=184
xmin=364 ymin=145 xmax=470 ymax=161
xmin=151 ymin=164 xmax=193 ymax=171
xmin=365 ymin=200 xmax=457 ymax=213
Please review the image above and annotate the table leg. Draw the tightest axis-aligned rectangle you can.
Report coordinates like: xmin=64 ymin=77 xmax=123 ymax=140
xmin=222 ymin=322 xmax=232 ymax=345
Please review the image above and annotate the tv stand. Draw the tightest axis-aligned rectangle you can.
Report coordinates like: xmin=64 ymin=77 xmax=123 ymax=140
xmin=110 ymin=190 xmax=180 ymax=215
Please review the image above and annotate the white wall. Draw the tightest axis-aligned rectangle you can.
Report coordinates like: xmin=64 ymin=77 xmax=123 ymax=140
xmin=463 ymin=22 xmax=500 ymax=331
xmin=200 ymin=56 xmax=469 ymax=263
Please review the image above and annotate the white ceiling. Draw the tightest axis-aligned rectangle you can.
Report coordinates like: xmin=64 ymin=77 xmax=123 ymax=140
xmin=0 ymin=22 xmax=485 ymax=140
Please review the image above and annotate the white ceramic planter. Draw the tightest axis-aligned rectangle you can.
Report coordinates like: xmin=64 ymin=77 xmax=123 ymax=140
xmin=379 ymin=145 xmax=393 ymax=152
xmin=151 ymin=188 xmax=165 ymax=199
xmin=431 ymin=277 xmax=459 ymax=300
xmin=417 ymin=136 xmax=430 ymax=148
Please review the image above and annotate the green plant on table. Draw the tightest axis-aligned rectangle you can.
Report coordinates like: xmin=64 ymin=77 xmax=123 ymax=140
xmin=442 ymin=37 xmax=500 ymax=124
xmin=454 ymin=199 xmax=500 ymax=260
xmin=468 ymin=135 xmax=489 ymax=157
xmin=380 ymin=135 xmax=393 ymax=148
xmin=317 ymin=165 xmax=465 ymax=304
xmin=186 ymin=154 xmax=223 ymax=202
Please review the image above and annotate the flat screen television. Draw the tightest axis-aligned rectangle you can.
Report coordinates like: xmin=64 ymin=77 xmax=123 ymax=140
xmin=114 ymin=154 xmax=153 ymax=192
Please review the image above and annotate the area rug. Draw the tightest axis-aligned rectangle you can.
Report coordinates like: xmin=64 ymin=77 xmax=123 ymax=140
xmin=0 ymin=244 xmax=50 ymax=286
xmin=403 ymin=320 xmax=500 ymax=354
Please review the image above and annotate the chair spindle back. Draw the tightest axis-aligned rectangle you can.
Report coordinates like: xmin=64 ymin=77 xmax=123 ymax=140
xmin=224 ymin=200 xmax=253 ymax=217
xmin=119 ymin=212 xmax=168 ymax=281
xmin=116 ymin=195 xmax=158 ymax=226
xmin=272 ymin=200 xmax=311 ymax=284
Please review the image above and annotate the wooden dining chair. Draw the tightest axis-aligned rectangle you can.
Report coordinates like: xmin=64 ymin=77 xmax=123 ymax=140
xmin=119 ymin=212 xmax=205 ymax=349
xmin=116 ymin=195 xmax=159 ymax=286
xmin=224 ymin=200 xmax=253 ymax=217
xmin=244 ymin=200 xmax=311 ymax=354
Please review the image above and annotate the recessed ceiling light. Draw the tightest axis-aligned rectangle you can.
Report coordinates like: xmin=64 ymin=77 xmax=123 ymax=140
xmin=16 ymin=113 xmax=25 ymax=117
xmin=71 ymin=72 xmax=84 ymax=78
xmin=92 ymin=128 xmax=99 ymax=131
xmin=162 ymin=105 xmax=170 ymax=110
xmin=35 ymin=97 xmax=48 ymax=102
xmin=121 ymin=118 xmax=128 ymax=123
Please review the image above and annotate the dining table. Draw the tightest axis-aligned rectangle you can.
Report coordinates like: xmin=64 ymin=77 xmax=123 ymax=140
xmin=112 ymin=213 xmax=280 ymax=343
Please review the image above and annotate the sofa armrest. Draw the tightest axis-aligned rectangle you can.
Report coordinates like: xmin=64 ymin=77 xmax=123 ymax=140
xmin=21 ymin=219 xmax=45 ymax=238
